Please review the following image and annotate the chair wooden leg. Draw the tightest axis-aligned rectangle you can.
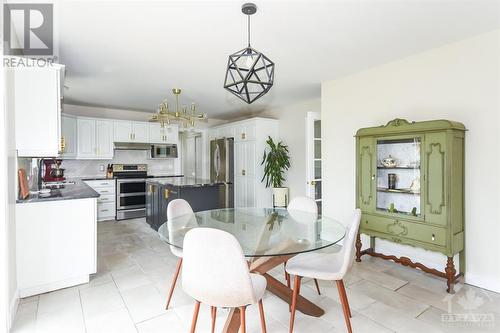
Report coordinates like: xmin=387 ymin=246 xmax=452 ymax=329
xmin=239 ymin=306 xmax=246 ymax=333
xmin=166 ymin=258 xmax=183 ymax=310
xmin=338 ymin=279 xmax=351 ymax=318
xmin=289 ymin=276 xmax=301 ymax=333
xmin=258 ymin=299 xmax=267 ymax=333
xmin=190 ymin=301 xmax=201 ymax=333
xmin=211 ymin=306 xmax=217 ymax=333
xmin=313 ymin=279 xmax=321 ymax=295
xmin=336 ymin=280 xmax=353 ymax=333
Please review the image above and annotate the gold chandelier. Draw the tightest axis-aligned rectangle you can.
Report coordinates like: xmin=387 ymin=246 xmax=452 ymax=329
xmin=150 ymin=88 xmax=206 ymax=128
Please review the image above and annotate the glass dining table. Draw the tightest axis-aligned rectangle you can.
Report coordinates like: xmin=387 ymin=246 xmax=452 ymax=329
xmin=157 ymin=207 xmax=346 ymax=333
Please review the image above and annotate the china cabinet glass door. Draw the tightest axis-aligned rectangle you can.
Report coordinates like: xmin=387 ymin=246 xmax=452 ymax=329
xmin=376 ymin=137 xmax=422 ymax=217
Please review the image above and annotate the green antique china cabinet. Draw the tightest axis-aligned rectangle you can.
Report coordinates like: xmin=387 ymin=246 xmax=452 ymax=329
xmin=355 ymin=118 xmax=465 ymax=293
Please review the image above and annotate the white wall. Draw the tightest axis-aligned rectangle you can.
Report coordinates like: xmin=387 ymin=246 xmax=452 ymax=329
xmin=322 ymin=30 xmax=500 ymax=292
xmin=258 ymin=98 xmax=321 ymax=199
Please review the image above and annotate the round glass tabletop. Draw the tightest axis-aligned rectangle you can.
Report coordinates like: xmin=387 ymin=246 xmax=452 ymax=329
xmin=158 ymin=207 xmax=346 ymax=257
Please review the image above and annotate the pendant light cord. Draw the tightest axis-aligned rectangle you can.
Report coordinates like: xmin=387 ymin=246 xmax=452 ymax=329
xmin=247 ymin=14 xmax=251 ymax=47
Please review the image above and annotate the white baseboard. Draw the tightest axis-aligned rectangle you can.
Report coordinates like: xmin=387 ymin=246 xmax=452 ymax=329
xmin=18 ymin=275 xmax=89 ymax=298
xmin=8 ymin=289 xmax=19 ymax=330
xmin=465 ymin=272 xmax=500 ymax=294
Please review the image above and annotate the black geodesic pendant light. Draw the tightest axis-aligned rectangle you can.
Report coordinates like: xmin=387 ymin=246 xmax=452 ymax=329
xmin=224 ymin=3 xmax=275 ymax=104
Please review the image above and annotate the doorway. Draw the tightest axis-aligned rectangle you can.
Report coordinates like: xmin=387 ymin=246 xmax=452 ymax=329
xmin=305 ymin=112 xmax=322 ymax=213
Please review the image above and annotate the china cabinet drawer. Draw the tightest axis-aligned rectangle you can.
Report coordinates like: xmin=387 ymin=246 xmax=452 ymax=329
xmin=97 ymin=194 xmax=115 ymax=203
xmin=362 ymin=214 xmax=446 ymax=246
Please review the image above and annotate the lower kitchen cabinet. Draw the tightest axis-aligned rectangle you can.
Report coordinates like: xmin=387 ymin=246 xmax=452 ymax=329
xmin=146 ymin=180 xmax=223 ymax=230
xmin=84 ymin=179 xmax=116 ymax=221
xmin=16 ymin=198 xmax=97 ymax=297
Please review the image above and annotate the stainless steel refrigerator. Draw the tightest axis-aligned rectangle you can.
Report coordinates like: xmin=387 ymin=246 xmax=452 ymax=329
xmin=210 ymin=138 xmax=234 ymax=208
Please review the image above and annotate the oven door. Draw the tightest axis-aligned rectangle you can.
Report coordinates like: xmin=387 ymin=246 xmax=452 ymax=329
xmin=116 ymin=179 xmax=146 ymax=210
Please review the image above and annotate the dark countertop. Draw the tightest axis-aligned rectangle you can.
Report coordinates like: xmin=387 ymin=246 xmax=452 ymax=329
xmin=76 ymin=174 xmax=183 ymax=181
xmin=16 ymin=179 xmax=100 ymax=204
xmin=146 ymin=177 xmax=224 ymax=188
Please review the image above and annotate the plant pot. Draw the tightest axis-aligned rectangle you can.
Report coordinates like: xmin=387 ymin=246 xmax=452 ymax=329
xmin=272 ymin=187 xmax=289 ymax=208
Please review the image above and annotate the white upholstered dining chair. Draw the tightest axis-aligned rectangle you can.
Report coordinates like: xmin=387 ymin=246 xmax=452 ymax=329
xmin=165 ymin=199 xmax=194 ymax=310
xmin=182 ymin=228 xmax=268 ymax=333
xmin=284 ymin=196 xmax=322 ymax=295
xmin=286 ymin=209 xmax=362 ymax=333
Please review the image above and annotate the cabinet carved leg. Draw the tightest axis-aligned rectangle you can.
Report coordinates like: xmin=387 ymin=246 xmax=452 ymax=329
xmin=355 ymin=233 xmax=362 ymax=262
xmin=445 ymin=257 xmax=456 ymax=294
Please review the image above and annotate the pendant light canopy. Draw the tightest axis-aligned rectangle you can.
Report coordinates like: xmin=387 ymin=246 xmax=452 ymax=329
xmin=224 ymin=3 xmax=275 ymax=104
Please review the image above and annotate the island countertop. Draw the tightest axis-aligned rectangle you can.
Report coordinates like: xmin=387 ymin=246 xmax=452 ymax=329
xmin=146 ymin=177 xmax=224 ymax=188
xmin=16 ymin=179 xmax=100 ymax=204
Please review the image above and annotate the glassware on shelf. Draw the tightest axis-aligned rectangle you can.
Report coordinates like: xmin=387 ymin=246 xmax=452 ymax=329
xmin=376 ymin=137 xmax=421 ymax=216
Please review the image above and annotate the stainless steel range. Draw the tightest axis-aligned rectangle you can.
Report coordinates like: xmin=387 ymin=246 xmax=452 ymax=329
xmin=114 ymin=164 xmax=148 ymax=220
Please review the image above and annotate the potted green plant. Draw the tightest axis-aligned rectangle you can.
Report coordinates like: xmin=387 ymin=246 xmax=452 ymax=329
xmin=261 ymin=136 xmax=291 ymax=207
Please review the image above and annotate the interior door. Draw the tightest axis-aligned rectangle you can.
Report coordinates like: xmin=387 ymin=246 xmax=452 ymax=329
xmin=305 ymin=112 xmax=322 ymax=213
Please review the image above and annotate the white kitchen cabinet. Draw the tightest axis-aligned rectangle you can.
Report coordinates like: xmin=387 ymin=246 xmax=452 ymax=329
xmin=84 ymin=180 xmax=115 ymax=221
xmin=211 ymin=118 xmax=278 ymax=208
xmin=60 ymin=114 xmax=77 ymax=159
xmin=113 ymin=121 xmax=150 ymax=142
xmin=150 ymin=123 xmax=179 ymax=144
xmin=113 ymin=120 xmax=132 ymax=142
xmin=132 ymin=122 xmax=149 ymax=142
xmin=13 ymin=63 xmax=65 ymax=157
xmin=235 ymin=122 xmax=256 ymax=141
xmin=77 ymin=118 xmax=113 ymax=159
xmin=77 ymin=118 xmax=96 ymax=158
xmin=96 ymin=120 xmax=114 ymax=158
xmin=16 ymin=198 xmax=97 ymax=297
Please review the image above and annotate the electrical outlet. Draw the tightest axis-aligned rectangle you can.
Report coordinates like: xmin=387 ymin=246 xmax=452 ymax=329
xmin=99 ymin=165 xmax=105 ymax=172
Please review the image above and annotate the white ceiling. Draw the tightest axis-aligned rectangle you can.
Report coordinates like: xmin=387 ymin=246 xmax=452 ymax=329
xmin=57 ymin=0 xmax=500 ymax=118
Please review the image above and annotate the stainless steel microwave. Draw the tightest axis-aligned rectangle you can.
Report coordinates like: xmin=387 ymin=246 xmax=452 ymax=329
xmin=150 ymin=144 xmax=178 ymax=158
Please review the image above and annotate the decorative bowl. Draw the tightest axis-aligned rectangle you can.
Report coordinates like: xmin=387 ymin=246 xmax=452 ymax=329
xmin=381 ymin=155 xmax=397 ymax=168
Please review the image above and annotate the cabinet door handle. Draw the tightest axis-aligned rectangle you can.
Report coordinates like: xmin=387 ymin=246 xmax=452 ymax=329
xmin=431 ymin=234 xmax=435 ymax=241
xmin=371 ymin=175 xmax=375 ymax=180
xmin=164 ymin=189 xmax=170 ymax=199
xmin=242 ymin=169 xmax=246 ymax=176
xmin=241 ymin=133 xmax=246 ymax=140
xmin=100 ymin=183 xmax=109 ymax=186
xmin=100 ymin=190 xmax=108 ymax=193
xmin=100 ymin=209 xmax=108 ymax=212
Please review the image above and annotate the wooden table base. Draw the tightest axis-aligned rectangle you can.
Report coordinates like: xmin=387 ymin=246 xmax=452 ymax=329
xmin=222 ymin=255 xmax=325 ymax=333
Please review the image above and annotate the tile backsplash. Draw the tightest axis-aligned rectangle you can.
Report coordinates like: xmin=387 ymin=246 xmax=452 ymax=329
xmin=62 ymin=150 xmax=181 ymax=177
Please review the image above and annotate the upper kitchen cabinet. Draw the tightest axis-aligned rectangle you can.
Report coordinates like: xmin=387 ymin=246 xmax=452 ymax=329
xmin=60 ymin=114 xmax=77 ymax=159
xmin=235 ymin=122 xmax=256 ymax=141
xmin=149 ymin=123 xmax=179 ymax=144
xmin=77 ymin=118 xmax=114 ymax=159
xmin=113 ymin=121 xmax=149 ymax=143
xmin=13 ymin=62 xmax=65 ymax=157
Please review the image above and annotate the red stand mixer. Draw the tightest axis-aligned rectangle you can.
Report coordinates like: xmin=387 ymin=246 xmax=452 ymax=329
xmin=41 ymin=158 xmax=66 ymax=182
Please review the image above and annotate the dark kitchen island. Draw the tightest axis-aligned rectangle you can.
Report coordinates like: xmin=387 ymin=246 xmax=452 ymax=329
xmin=145 ymin=177 xmax=225 ymax=230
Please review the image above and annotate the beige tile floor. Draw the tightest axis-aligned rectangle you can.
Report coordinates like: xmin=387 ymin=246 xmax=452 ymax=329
xmin=11 ymin=218 xmax=500 ymax=333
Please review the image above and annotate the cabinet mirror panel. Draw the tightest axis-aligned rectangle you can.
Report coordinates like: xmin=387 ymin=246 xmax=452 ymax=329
xmin=376 ymin=137 xmax=421 ymax=217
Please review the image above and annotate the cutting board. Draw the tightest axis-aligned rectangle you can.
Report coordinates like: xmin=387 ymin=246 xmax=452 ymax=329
xmin=18 ymin=168 xmax=29 ymax=199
